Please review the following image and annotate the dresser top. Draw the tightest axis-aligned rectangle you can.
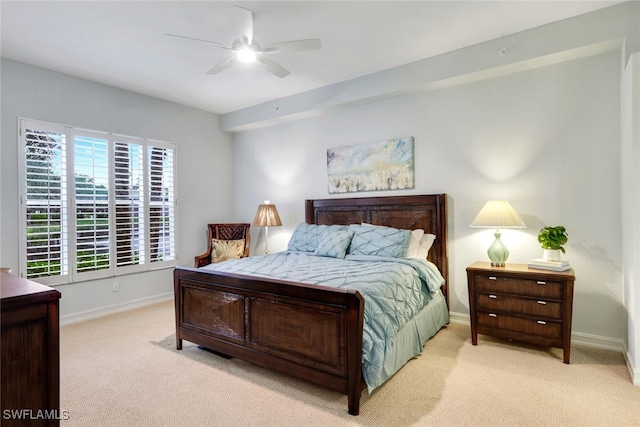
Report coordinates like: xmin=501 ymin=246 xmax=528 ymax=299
xmin=467 ymin=261 xmax=575 ymax=279
xmin=0 ymin=272 xmax=61 ymax=307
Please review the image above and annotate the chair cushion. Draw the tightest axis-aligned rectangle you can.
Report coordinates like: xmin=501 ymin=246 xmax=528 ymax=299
xmin=212 ymin=239 xmax=245 ymax=263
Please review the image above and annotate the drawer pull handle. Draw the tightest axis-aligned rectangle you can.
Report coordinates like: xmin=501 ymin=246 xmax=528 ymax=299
xmin=488 ymin=313 xmax=497 ymax=318
xmin=537 ymin=281 xmax=547 ymax=285
xmin=537 ymin=301 xmax=547 ymax=305
xmin=537 ymin=320 xmax=547 ymax=325
xmin=488 ymin=276 xmax=497 ymax=281
xmin=488 ymin=294 xmax=498 ymax=299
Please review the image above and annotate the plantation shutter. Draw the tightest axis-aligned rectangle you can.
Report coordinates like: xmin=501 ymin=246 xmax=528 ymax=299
xmin=20 ymin=119 xmax=69 ymax=283
xmin=72 ymin=131 xmax=111 ymax=278
xmin=114 ymin=137 xmax=145 ymax=272
xmin=148 ymin=141 xmax=176 ymax=267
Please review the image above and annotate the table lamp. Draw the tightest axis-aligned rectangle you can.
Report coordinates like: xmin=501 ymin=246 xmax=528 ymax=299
xmin=470 ymin=200 xmax=526 ymax=267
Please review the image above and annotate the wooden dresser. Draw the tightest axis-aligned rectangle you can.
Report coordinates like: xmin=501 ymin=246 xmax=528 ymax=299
xmin=1 ymin=272 xmax=61 ymax=426
xmin=466 ymin=262 xmax=575 ymax=363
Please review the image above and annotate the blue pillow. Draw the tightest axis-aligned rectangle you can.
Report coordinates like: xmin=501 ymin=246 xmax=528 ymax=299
xmin=314 ymin=229 xmax=354 ymax=259
xmin=287 ymin=223 xmax=348 ymax=252
xmin=348 ymin=224 xmax=411 ymax=258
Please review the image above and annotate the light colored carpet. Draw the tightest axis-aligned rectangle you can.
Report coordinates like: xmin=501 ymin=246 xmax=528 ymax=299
xmin=60 ymin=300 xmax=640 ymax=426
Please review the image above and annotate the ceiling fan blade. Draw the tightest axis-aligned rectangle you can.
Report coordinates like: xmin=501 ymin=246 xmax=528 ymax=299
xmin=261 ymin=39 xmax=321 ymax=53
xmin=257 ymin=57 xmax=290 ymax=78
xmin=165 ymin=33 xmax=231 ymax=50
xmin=234 ymin=6 xmax=253 ymax=46
xmin=206 ymin=57 xmax=235 ymax=75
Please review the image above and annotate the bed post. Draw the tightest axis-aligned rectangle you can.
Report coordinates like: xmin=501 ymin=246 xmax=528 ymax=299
xmin=173 ymin=268 xmax=183 ymax=350
xmin=346 ymin=292 xmax=365 ymax=415
xmin=435 ymin=193 xmax=449 ymax=306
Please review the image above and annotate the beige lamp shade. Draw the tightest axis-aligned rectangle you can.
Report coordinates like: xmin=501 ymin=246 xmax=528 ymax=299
xmin=253 ymin=200 xmax=282 ymax=255
xmin=252 ymin=200 xmax=282 ymax=227
xmin=470 ymin=200 xmax=526 ymax=229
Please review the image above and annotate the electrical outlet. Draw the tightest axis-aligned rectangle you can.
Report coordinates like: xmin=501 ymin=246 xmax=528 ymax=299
xmin=112 ymin=282 xmax=119 ymax=292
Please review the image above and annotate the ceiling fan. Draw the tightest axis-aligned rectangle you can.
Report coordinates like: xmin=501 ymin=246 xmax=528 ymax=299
xmin=166 ymin=6 xmax=321 ymax=78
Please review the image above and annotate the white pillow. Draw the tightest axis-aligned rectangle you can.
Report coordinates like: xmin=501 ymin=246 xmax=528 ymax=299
xmin=406 ymin=229 xmax=425 ymax=258
xmin=412 ymin=233 xmax=436 ymax=260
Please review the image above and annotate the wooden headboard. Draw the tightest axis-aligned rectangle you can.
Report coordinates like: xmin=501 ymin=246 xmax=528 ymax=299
xmin=305 ymin=194 xmax=448 ymax=303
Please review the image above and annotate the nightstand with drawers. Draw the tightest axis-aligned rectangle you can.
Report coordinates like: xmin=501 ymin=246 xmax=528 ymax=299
xmin=466 ymin=261 xmax=575 ymax=363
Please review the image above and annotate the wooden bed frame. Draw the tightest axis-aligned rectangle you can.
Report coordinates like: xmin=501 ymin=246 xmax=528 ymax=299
xmin=174 ymin=194 xmax=448 ymax=415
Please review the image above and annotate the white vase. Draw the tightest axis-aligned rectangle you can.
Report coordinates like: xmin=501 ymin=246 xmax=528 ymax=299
xmin=542 ymin=249 xmax=562 ymax=261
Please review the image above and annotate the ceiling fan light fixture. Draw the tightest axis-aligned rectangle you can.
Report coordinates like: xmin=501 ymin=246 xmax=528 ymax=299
xmin=166 ymin=6 xmax=321 ymax=77
xmin=236 ymin=46 xmax=257 ymax=63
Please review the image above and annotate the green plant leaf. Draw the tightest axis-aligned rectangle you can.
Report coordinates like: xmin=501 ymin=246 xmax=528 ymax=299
xmin=538 ymin=226 xmax=568 ymax=251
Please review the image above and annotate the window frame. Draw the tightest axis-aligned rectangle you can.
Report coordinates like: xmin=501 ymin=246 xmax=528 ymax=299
xmin=18 ymin=118 xmax=178 ymax=285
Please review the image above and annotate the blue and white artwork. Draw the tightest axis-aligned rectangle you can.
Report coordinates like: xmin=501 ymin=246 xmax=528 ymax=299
xmin=327 ymin=137 xmax=415 ymax=194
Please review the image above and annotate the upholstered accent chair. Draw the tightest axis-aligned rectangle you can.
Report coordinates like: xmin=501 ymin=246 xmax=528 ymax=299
xmin=194 ymin=223 xmax=251 ymax=267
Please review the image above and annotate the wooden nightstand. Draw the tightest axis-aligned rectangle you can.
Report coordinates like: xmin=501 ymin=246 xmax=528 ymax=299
xmin=466 ymin=261 xmax=575 ymax=363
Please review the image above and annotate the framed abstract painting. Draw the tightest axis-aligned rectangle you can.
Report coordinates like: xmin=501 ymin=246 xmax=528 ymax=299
xmin=327 ymin=136 xmax=415 ymax=194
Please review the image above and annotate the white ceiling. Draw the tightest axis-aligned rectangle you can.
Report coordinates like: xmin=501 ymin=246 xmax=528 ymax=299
xmin=0 ymin=1 xmax=622 ymax=115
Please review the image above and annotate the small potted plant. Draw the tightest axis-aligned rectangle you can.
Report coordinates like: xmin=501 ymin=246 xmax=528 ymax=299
xmin=537 ymin=226 xmax=568 ymax=261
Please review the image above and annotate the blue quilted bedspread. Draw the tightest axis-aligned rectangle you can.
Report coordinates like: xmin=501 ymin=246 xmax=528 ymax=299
xmin=201 ymin=251 xmax=445 ymax=390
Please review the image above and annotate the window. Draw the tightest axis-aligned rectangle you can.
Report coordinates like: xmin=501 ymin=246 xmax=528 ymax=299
xmin=19 ymin=118 xmax=177 ymax=284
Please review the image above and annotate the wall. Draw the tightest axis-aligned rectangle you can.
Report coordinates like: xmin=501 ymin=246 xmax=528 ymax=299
xmin=232 ymin=50 xmax=625 ymax=345
xmin=0 ymin=59 xmax=232 ymax=323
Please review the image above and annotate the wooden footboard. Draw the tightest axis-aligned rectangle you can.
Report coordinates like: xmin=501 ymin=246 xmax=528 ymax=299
xmin=174 ymin=266 xmax=365 ymax=415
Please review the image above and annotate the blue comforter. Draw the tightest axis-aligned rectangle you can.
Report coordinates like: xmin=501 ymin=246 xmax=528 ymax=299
xmin=201 ymin=251 xmax=445 ymax=390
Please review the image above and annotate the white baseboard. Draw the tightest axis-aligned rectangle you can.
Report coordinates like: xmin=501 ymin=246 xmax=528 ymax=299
xmin=448 ymin=311 xmax=626 ymax=353
xmin=624 ymin=347 xmax=640 ymax=386
xmin=60 ymin=292 xmax=173 ymax=326
xmin=571 ymin=331 xmax=625 ymax=352
xmin=448 ymin=311 xmax=471 ymax=326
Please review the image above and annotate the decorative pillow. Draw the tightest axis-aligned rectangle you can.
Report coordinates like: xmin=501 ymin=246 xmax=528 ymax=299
xmin=413 ymin=234 xmax=436 ymax=260
xmin=287 ymin=223 xmax=348 ymax=252
xmin=211 ymin=239 xmax=245 ymax=263
xmin=406 ymin=229 xmax=425 ymax=258
xmin=347 ymin=224 xmax=411 ymax=258
xmin=314 ymin=229 xmax=354 ymax=259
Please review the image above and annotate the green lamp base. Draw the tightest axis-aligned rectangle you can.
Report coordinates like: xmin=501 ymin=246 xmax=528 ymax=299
xmin=487 ymin=231 xmax=509 ymax=267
